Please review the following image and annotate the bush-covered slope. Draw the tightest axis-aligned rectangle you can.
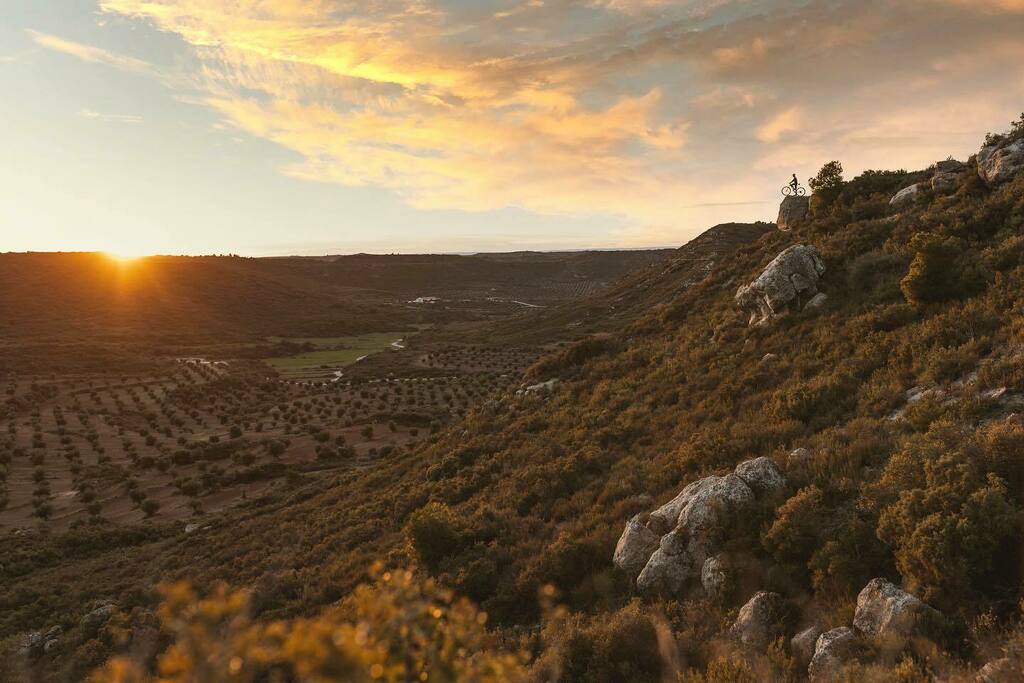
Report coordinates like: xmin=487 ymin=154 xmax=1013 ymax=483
xmin=6 ymin=118 xmax=1024 ymax=681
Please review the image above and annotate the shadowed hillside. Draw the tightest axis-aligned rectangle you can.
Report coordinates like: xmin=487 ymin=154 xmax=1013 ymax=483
xmin=5 ymin=117 xmax=1024 ymax=681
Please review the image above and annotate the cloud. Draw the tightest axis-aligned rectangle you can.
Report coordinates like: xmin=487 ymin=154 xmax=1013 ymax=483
xmin=85 ymin=0 xmax=1024 ymax=244
xmin=27 ymin=29 xmax=151 ymax=73
xmin=78 ymin=109 xmax=144 ymax=124
xmin=757 ymin=107 xmax=802 ymax=144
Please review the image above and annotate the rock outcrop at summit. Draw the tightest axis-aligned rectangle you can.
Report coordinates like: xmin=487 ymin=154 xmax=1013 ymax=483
xmin=614 ymin=458 xmax=787 ymax=596
xmin=735 ymin=245 xmax=825 ymax=325
xmin=776 ymin=195 xmax=809 ymax=231
xmin=978 ymin=137 xmax=1024 ymax=186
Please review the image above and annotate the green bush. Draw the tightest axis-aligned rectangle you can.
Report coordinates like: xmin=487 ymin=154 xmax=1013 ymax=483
xmin=404 ymin=502 xmax=463 ymax=572
xmin=900 ymin=233 xmax=987 ymax=305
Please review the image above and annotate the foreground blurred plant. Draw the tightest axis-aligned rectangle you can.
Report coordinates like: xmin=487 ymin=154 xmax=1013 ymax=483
xmin=90 ymin=564 xmax=529 ymax=683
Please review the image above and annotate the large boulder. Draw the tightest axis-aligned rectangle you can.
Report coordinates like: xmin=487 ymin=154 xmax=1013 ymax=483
xmin=808 ymin=627 xmax=864 ymax=680
xmin=889 ymin=183 xmax=922 ymax=208
xmin=636 ymin=530 xmax=694 ymax=595
xmin=931 ymin=172 xmax=959 ymax=194
xmin=619 ymin=460 xmax=785 ymax=596
xmin=791 ymin=625 xmax=823 ymax=668
xmin=730 ymin=591 xmax=791 ymax=649
xmin=978 ymin=138 xmax=1024 ymax=186
xmin=735 ymin=245 xmax=826 ymax=325
xmin=777 ymin=195 xmax=810 ymax=231
xmin=853 ymin=578 xmax=941 ymax=656
xmin=613 ymin=514 xmax=659 ymax=578
xmin=734 ymin=457 xmax=786 ymax=497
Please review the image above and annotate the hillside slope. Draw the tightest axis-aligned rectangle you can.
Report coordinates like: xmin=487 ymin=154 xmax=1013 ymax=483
xmin=5 ymin=118 xmax=1024 ymax=681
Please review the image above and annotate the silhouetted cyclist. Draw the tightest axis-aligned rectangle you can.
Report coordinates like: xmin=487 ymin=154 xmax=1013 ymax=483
xmin=790 ymin=174 xmax=799 ymax=193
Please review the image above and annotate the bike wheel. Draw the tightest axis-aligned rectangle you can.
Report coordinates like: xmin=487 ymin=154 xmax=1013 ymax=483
xmin=796 ymin=187 xmax=806 ymax=196
xmin=782 ymin=186 xmax=793 ymax=196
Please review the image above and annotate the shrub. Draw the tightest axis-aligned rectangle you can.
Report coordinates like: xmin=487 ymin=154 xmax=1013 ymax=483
xmin=762 ymin=485 xmax=826 ymax=566
xmin=874 ymin=421 xmax=1022 ymax=606
xmin=90 ymin=568 xmax=529 ymax=682
xmin=404 ymin=502 xmax=462 ymax=572
xmin=809 ymin=160 xmax=845 ymax=209
xmin=900 ymin=233 xmax=987 ymax=305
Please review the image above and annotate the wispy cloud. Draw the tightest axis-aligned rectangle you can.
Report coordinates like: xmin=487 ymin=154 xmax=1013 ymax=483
xmin=78 ymin=108 xmax=144 ymax=124
xmin=26 ymin=29 xmax=150 ymax=74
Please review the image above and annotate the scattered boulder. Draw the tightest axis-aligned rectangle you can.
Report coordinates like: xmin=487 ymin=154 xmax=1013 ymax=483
xmin=734 ymin=457 xmax=786 ymax=497
xmin=613 ymin=514 xmax=659 ymax=578
xmin=760 ymin=353 xmax=778 ymax=364
xmin=978 ymin=138 xmax=1024 ymax=186
xmin=636 ymin=532 xmax=693 ymax=595
xmin=518 ymin=378 xmax=559 ymax=397
xmin=853 ymin=578 xmax=941 ymax=656
xmin=730 ymin=591 xmax=791 ymax=649
xmin=675 ymin=474 xmax=755 ymax=565
xmin=931 ymin=172 xmax=959 ymax=194
xmin=617 ymin=461 xmax=786 ymax=596
xmin=803 ymin=292 xmax=828 ymax=312
xmin=18 ymin=631 xmax=44 ymax=659
xmin=700 ymin=554 xmax=730 ymax=600
xmin=787 ymin=447 xmax=812 ymax=468
xmin=791 ymin=625 xmax=823 ymax=668
xmin=889 ymin=183 xmax=921 ymax=208
xmin=777 ymin=195 xmax=810 ymax=231
xmin=809 ymin=627 xmax=864 ymax=680
xmin=735 ymin=245 xmax=826 ymax=325
xmin=81 ymin=603 xmax=117 ymax=633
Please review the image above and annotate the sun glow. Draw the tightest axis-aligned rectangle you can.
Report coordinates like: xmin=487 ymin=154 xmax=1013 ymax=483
xmin=103 ymin=249 xmax=148 ymax=264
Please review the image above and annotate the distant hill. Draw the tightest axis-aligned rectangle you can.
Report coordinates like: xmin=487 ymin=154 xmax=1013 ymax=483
xmin=0 ymin=249 xmax=670 ymax=345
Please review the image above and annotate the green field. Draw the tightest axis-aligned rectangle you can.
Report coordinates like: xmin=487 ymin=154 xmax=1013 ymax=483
xmin=265 ymin=332 xmax=406 ymax=380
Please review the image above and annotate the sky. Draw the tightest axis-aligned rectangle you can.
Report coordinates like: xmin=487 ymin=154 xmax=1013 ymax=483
xmin=1 ymin=1 xmax=1023 ymax=256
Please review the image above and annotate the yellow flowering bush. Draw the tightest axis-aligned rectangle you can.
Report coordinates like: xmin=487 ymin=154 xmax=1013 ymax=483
xmin=90 ymin=565 xmax=529 ymax=683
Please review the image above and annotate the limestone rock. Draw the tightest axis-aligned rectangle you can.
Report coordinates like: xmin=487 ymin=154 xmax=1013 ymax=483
xmin=676 ymin=474 xmax=755 ymax=564
xmin=637 ymin=474 xmax=754 ymax=594
xmin=803 ymin=292 xmax=828 ymax=312
xmin=890 ymin=183 xmax=921 ymax=208
xmin=853 ymin=578 xmax=941 ymax=656
xmin=613 ymin=514 xmax=659 ymax=578
xmin=978 ymin=138 xmax=1024 ymax=186
xmin=777 ymin=195 xmax=810 ymax=231
xmin=731 ymin=591 xmax=790 ymax=649
xmin=735 ymin=245 xmax=826 ymax=325
xmin=809 ymin=627 xmax=863 ymax=680
xmin=787 ymin=447 xmax=812 ymax=468
xmin=931 ymin=171 xmax=959 ymax=194
xmin=18 ymin=631 xmax=44 ymax=659
xmin=636 ymin=544 xmax=693 ymax=595
xmin=81 ymin=604 xmax=117 ymax=633
xmin=734 ymin=457 xmax=786 ymax=497
xmin=791 ymin=625 xmax=823 ymax=667
xmin=701 ymin=554 xmax=730 ymax=600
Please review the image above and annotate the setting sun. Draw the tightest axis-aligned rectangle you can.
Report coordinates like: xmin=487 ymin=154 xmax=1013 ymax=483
xmin=102 ymin=249 xmax=148 ymax=263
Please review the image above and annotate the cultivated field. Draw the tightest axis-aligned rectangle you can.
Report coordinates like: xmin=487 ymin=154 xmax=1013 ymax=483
xmin=0 ymin=342 xmax=540 ymax=534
